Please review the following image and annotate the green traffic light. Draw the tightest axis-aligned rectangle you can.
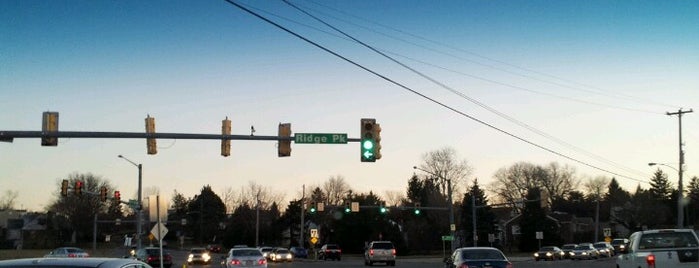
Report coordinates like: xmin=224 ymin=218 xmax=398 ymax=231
xmin=380 ymin=207 xmax=387 ymax=214
xmin=414 ymin=209 xmax=421 ymax=215
xmin=362 ymin=140 xmax=374 ymax=150
xmin=345 ymin=207 xmax=351 ymax=213
xmin=310 ymin=208 xmax=316 ymax=213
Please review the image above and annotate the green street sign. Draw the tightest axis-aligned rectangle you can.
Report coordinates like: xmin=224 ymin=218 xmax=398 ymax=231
xmin=442 ymin=235 xmax=454 ymax=241
xmin=295 ymin=133 xmax=347 ymax=144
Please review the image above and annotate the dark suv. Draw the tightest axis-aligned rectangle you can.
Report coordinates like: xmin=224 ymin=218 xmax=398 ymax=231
xmin=318 ymin=244 xmax=341 ymax=261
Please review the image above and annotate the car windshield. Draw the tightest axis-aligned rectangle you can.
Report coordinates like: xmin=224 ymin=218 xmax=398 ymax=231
xmin=191 ymin=249 xmax=205 ymax=253
xmin=276 ymin=249 xmax=289 ymax=254
xmin=574 ymin=246 xmax=590 ymax=250
xmin=562 ymin=245 xmax=576 ymax=249
xmin=372 ymin=243 xmax=394 ymax=249
xmin=326 ymin=245 xmax=339 ymax=249
xmin=611 ymin=240 xmax=625 ymax=245
xmin=639 ymin=232 xmax=698 ymax=249
xmin=593 ymin=243 xmax=606 ymax=248
xmin=540 ymin=247 xmax=555 ymax=251
xmin=232 ymin=249 xmax=262 ymax=257
xmin=460 ymin=249 xmax=505 ymax=260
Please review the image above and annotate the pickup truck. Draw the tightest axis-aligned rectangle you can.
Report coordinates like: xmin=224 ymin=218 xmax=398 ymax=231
xmin=616 ymin=229 xmax=699 ymax=268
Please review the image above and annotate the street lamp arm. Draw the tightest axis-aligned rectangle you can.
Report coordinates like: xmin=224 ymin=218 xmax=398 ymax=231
xmin=648 ymin=162 xmax=679 ymax=172
xmin=118 ymin=155 xmax=139 ymax=167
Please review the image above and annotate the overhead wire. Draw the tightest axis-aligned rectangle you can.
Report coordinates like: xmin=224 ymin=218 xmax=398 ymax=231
xmin=280 ymin=0 xmax=651 ymax=181
xmin=239 ymin=0 xmax=654 ymax=178
xmin=223 ymin=0 xmax=648 ymax=184
xmin=302 ymin=0 xmax=682 ymax=111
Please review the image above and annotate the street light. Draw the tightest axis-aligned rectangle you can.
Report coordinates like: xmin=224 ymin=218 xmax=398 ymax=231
xmin=648 ymin=162 xmax=684 ymax=228
xmin=413 ymin=166 xmax=455 ymax=251
xmin=118 ymin=154 xmax=143 ymax=250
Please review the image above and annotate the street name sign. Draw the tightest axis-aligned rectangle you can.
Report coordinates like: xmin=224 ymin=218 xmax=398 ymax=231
xmin=442 ymin=235 xmax=454 ymax=241
xmin=295 ymin=133 xmax=347 ymax=144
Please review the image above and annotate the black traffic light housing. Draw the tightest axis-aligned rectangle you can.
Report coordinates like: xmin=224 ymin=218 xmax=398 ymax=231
xmin=114 ymin=191 xmax=121 ymax=204
xmin=100 ymin=187 xmax=108 ymax=202
xmin=74 ymin=181 xmax=83 ymax=196
xmin=60 ymin=180 xmax=69 ymax=197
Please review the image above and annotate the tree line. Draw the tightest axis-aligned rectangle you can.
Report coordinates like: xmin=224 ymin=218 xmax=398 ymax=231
xmin=7 ymin=147 xmax=699 ymax=252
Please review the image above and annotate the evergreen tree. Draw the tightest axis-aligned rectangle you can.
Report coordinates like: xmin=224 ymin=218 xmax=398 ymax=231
xmin=460 ymin=179 xmax=497 ymax=247
xmin=686 ymin=176 xmax=699 ymax=227
xmin=518 ymin=188 xmax=560 ymax=252
xmin=649 ymin=169 xmax=673 ymax=201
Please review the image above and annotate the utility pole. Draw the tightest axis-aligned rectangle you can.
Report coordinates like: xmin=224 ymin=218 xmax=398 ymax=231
xmin=300 ymin=185 xmax=305 ymax=247
xmin=472 ymin=191 xmax=477 ymax=247
xmin=667 ymin=108 xmax=692 ymax=228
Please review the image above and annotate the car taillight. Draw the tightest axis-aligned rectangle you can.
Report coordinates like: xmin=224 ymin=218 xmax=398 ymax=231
xmin=147 ymin=256 xmax=155 ymax=262
xmin=68 ymin=253 xmax=76 ymax=258
xmin=258 ymin=258 xmax=267 ymax=265
xmin=392 ymin=249 xmax=396 ymax=255
xmin=369 ymin=249 xmax=374 ymax=256
xmin=506 ymin=261 xmax=513 ymax=268
xmin=646 ymin=254 xmax=655 ymax=268
xmin=230 ymin=259 xmax=240 ymax=265
xmin=459 ymin=264 xmax=469 ymax=268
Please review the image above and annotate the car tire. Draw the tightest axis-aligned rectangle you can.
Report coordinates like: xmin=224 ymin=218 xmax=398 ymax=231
xmin=390 ymin=261 xmax=396 ymax=266
xmin=368 ymin=260 xmax=373 ymax=266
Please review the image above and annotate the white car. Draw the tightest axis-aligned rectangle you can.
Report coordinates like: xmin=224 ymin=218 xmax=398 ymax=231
xmin=224 ymin=247 xmax=267 ymax=268
xmin=616 ymin=229 xmax=699 ymax=268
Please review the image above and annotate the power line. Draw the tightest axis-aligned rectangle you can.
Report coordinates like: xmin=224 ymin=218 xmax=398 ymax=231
xmin=223 ymin=0 xmax=648 ymax=184
xmin=302 ymin=0 xmax=681 ymax=111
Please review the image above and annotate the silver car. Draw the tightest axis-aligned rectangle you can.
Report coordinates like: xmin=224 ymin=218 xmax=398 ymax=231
xmin=44 ymin=247 xmax=90 ymax=258
xmin=0 ymin=257 xmax=151 ymax=267
xmin=223 ymin=247 xmax=267 ymax=267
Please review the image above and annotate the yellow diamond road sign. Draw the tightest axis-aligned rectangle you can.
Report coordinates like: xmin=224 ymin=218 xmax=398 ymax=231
xmin=310 ymin=237 xmax=318 ymax=244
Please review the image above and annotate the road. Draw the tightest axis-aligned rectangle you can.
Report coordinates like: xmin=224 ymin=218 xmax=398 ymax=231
xmin=159 ymin=250 xmax=617 ymax=268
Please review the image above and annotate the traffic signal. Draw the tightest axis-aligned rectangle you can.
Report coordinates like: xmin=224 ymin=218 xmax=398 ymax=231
xmin=344 ymin=201 xmax=351 ymax=213
xmin=360 ymin=118 xmax=377 ymax=162
xmin=61 ymin=180 xmax=69 ymax=196
xmin=221 ymin=117 xmax=231 ymax=157
xmin=309 ymin=201 xmax=316 ymax=213
xmin=100 ymin=187 xmax=107 ymax=202
xmin=145 ymin=115 xmax=157 ymax=155
xmin=41 ymin=111 xmax=59 ymax=146
xmin=379 ymin=202 xmax=388 ymax=214
xmin=414 ymin=202 xmax=421 ymax=215
xmin=74 ymin=181 xmax=83 ymax=196
xmin=114 ymin=191 xmax=121 ymax=204
xmin=278 ymin=123 xmax=291 ymax=157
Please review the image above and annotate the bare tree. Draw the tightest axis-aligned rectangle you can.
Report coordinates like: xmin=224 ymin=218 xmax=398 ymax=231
xmin=0 ymin=190 xmax=18 ymax=210
xmin=541 ymin=162 xmax=579 ymax=205
xmin=236 ymin=181 xmax=285 ymax=210
xmin=584 ymin=176 xmax=610 ymax=199
xmin=219 ymin=186 xmax=238 ymax=214
xmin=383 ymin=190 xmax=404 ymax=207
xmin=323 ymin=175 xmax=351 ymax=206
xmin=489 ymin=162 xmax=546 ymax=208
xmin=417 ymin=147 xmax=473 ymax=200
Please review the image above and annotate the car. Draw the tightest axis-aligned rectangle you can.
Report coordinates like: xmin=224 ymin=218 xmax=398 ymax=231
xmin=444 ymin=247 xmax=512 ymax=268
xmin=569 ymin=243 xmax=599 ymax=260
xmin=187 ymin=247 xmax=212 ymax=264
xmin=0 ymin=257 xmax=152 ymax=267
xmin=560 ymin=244 xmax=577 ymax=259
xmin=289 ymin=247 xmax=308 ymax=258
xmin=223 ymin=247 xmax=267 ymax=267
xmin=269 ymin=248 xmax=293 ymax=262
xmin=616 ymin=228 xmax=699 ymax=268
xmin=134 ymin=247 xmax=173 ymax=268
xmin=258 ymin=247 xmax=274 ymax=260
xmin=533 ymin=246 xmax=564 ymax=261
xmin=318 ymin=244 xmax=342 ymax=261
xmin=364 ymin=241 xmax=396 ymax=266
xmin=610 ymin=238 xmax=629 ymax=254
xmin=207 ymin=244 xmax=223 ymax=253
xmin=593 ymin=241 xmax=614 ymax=257
xmin=44 ymin=247 xmax=90 ymax=258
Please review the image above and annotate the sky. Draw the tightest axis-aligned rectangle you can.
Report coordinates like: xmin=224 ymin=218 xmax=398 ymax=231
xmin=1 ymin=0 xmax=698 ymax=212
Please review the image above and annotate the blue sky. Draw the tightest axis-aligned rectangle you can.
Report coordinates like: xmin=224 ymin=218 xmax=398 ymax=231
xmin=2 ymin=0 xmax=698 ymax=211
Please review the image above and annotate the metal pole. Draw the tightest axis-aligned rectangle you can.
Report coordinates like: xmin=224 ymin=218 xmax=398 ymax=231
xmin=255 ymin=190 xmax=260 ymax=247
xmin=137 ymin=164 xmax=143 ymax=250
xmin=594 ymin=199 xmax=600 ymax=241
xmin=448 ymin=178 xmax=455 ymax=251
xmin=93 ymin=214 xmax=97 ymax=251
xmin=300 ymin=185 xmax=305 ymax=247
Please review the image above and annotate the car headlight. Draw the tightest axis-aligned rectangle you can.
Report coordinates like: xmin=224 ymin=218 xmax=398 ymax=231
xmin=534 ymin=253 xmax=539 ymax=257
xmin=620 ymin=245 xmax=625 ymax=249
xmin=546 ymin=252 xmax=552 ymax=256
